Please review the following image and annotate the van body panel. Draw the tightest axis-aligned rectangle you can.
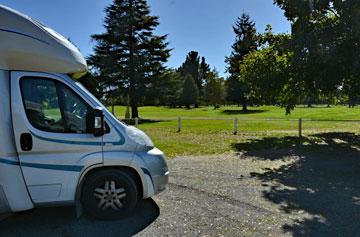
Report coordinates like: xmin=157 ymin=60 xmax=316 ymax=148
xmin=0 ymin=159 xmax=34 ymax=212
xmin=10 ymin=71 xmax=103 ymax=203
xmin=0 ymin=4 xmax=168 ymax=216
xmin=0 ymin=5 xmax=87 ymax=76
xmin=0 ymin=70 xmax=33 ymax=212
xmin=133 ymin=148 xmax=169 ymax=197
xmin=0 ymin=68 xmax=169 ymax=212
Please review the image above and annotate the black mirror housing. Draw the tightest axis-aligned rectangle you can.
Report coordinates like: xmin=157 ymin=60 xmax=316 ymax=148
xmin=91 ymin=108 xmax=105 ymax=137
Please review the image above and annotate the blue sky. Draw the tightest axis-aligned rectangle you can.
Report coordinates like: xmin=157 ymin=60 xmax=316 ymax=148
xmin=1 ymin=0 xmax=290 ymax=76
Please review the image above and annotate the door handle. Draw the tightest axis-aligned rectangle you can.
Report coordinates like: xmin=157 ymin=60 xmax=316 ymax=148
xmin=20 ymin=133 xmax=33 ymax=151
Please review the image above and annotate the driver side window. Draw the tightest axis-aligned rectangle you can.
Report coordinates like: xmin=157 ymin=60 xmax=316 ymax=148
xmin=21 ymin=77 xmax=92 ymax=134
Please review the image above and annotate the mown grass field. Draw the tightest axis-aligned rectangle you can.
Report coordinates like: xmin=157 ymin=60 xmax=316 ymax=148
xmin=111 ymin=106 xmax=360 ymax=157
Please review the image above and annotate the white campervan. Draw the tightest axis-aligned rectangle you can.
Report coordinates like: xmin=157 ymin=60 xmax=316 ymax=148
xmin=0 ymin=5 xmax=168 ymax=219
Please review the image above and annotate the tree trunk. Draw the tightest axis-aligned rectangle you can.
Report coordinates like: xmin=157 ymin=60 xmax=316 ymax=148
xmin=194 ymin=104 xmax=199 ymax=108
xmin=128 ymin=0 xmax=138 ymax=119
xmin=242 ymin=102 xmax=247 ymax=111
xmin=186 ymin=104 xmax=190 ymax=109
xmin=131 ymin=104 xmax=139 ymax=118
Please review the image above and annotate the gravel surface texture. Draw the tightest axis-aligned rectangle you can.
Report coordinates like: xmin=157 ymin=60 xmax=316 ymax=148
xmin=140 ymin=142 xmax=360 ymax=236
xmin=1 ymin=139 xmax=360 ymax=236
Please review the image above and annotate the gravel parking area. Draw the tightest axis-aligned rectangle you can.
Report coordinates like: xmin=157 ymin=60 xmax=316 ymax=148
xmin=2 ymin=134 xmax=360 ymax=237
xmin=140 ymin=135 xmax=360 ymax=236
xmin=139 ymin=153 xmax=299 ymax=237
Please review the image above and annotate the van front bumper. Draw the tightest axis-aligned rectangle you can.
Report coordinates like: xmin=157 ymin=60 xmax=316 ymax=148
xmin=135 ymin=148 xmax=169 ymax=195
xmin=152 ymin=170 xmax=169 ymax=195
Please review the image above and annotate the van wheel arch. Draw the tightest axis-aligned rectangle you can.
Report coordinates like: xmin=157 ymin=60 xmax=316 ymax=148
xmin=75 ymin=166 xmax=144 ymax=215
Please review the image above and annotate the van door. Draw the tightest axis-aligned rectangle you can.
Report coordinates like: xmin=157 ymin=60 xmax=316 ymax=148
xmin=10 ymin=71 xmax=103 ymax=203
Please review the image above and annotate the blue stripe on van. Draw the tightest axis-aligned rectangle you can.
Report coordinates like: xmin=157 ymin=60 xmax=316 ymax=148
xmin=0 ymin=28 xmax=49 ymax=45
xmin=0 ymin=158 xmax=83 ymax=172
xmin=30 ymin=127 xmax=125 ymax=146
xmin=0 ymin=158 xmax=20 ymax=166
xmin=30 ymin=132 xmax=104 ymax=146
xmin=21 ymin=162 xmax=83 ymax=172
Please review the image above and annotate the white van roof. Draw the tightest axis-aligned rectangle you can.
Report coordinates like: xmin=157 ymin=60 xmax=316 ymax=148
xmin=0 ymin=5 xmax=87 ymax=78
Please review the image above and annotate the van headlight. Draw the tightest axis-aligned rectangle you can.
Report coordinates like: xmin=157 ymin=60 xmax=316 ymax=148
xmin=126 ymin=127 xmax=154 ymax=148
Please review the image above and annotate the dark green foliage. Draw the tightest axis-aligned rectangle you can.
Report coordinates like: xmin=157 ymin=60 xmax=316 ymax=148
xmin=204 ymin=70 xmax=225 ymax=108
xmin=180 ymin=51 xmax=201 ymax=89
xmin=200 ymin=57 xmax=211 ymax=81
xmin=225 ymin=13 xmax=258 ymax=111
xmin=239 ymin=26 xmax=293 ymax=110
xmin=179 ymin=51 xmax=201 ymax=106
xmin=225 ymin=13 xmax=257 ymax=77
xmin=225 ymin=76 xmax=249 ymax=110
xmin=180 ymin=74 xmax=199 ymax=108
xmin=225 ymin=4 xmax=360 ymax=113
xmin=77 ymin=72 xmax=103 ymax=100
xmin=88 ymin=0 xmax=171 ymax=118
xmin=200 ymin=57 xmax=211 ymax=88
xmin=273 ymin=0 xmax=360 ymax=111
xmin=178 ymin=52 xmax=212 ymax=106
xmin=85 ymin=0 xmax=360 ymax=114
xmin=240 ymin=46 xmax=290 ymax=106
xmin=150 ymin=69 xmax=182 ymax=107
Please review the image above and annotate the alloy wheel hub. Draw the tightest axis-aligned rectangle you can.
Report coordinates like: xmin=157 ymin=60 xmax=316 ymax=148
xmin=94 ymin=180 xmax=127 ymax=211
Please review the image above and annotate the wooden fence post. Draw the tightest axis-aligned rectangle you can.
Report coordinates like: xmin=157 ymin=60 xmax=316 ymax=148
xmin=177 ymin=116 xmax=181 ymax=132
xmin=298 ymin=118 xmax=302 ymax=140
xmin=233 ymin=118 xmax=238 ymax=135
xmin=135 ymin=117 xmax=139 ymax=128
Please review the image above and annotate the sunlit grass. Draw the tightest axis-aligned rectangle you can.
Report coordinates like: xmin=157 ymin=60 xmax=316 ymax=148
xmin=112 ymin=105 xmax=360 ymax=120
xmin=110 ymin=106 xmax=360 ymax=157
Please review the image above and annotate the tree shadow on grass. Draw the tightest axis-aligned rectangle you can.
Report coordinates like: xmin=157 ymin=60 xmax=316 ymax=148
xmin=0 ymin=198 xmax=159 ymax=237
xmin=232 ymin=132 xmax=360 ymax=236
xmin=221 ymin=109 xmax=267 ymax=115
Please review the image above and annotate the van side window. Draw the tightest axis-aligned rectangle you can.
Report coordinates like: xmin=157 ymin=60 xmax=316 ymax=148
xmin=21 ymin=78 xmax=65 ymax=133
xmin=57 ymin=83 xmax=91 ymax=133
xmin=21 ymin=77 xmax=92 ymax=134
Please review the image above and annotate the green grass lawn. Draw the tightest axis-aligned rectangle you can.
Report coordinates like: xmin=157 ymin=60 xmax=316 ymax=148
xmin=110 ymin=106 xmax=360 ymax=157
xmin=113 ymin=105 xmax=360 ymax=120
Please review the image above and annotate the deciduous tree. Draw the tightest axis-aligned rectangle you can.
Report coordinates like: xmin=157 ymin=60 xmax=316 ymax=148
xmin=204 ymin=69 xmax=225 ymax=108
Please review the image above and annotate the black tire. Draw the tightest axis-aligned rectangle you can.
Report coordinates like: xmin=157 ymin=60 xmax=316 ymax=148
xmin=81 ymin=169 xmax=138 ymax=220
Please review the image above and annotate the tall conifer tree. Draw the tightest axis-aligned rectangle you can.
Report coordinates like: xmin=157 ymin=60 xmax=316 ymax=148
xmin=89 ymin=0 xmax=171 ymax=118
xmin=180 ymin=74 xmax=199 ymax=109
xmin=225 ymin=13 xmax=257 ymax=111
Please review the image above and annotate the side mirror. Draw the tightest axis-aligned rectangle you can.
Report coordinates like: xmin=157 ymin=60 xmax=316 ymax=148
xmin=92 ymin=108 xmax=105 ymax=137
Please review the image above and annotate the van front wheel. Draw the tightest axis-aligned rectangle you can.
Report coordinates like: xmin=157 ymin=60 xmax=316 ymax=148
xmin=81 ymin=169 xmax=138 ymax=220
